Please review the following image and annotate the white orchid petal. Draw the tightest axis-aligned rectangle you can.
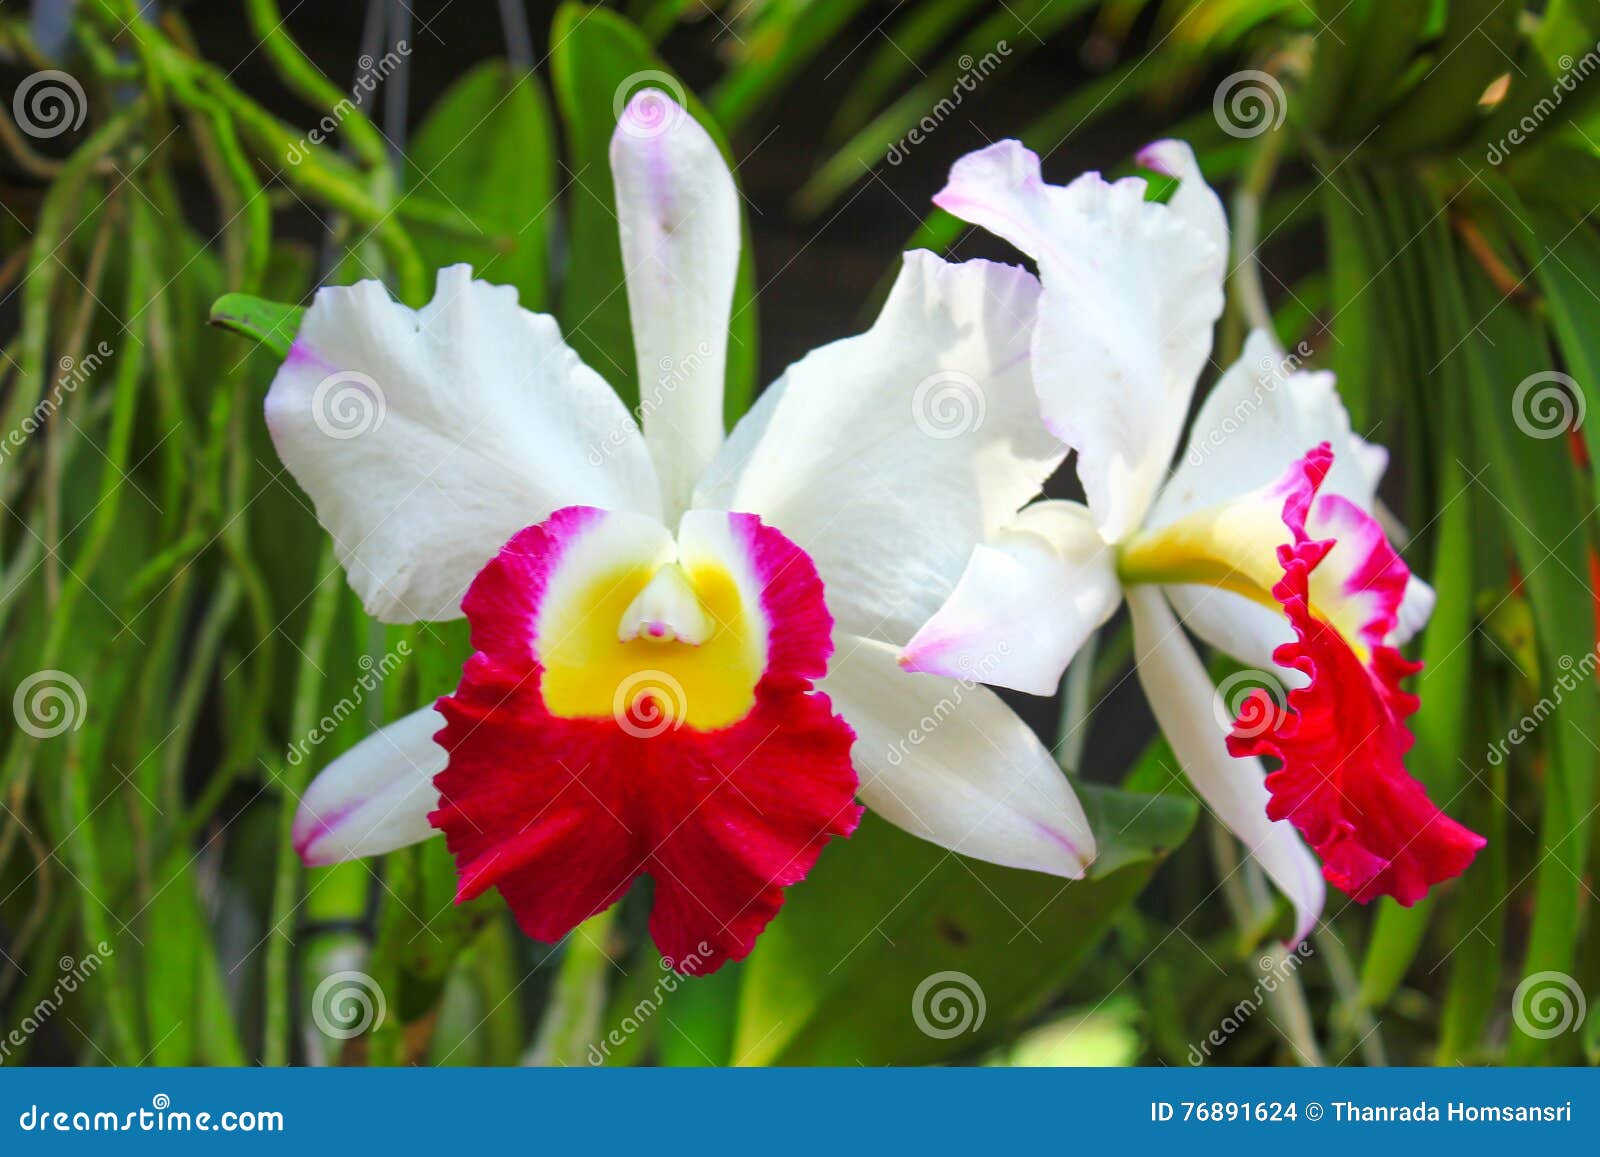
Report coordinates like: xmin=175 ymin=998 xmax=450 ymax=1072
xmin=825 ymin=633 xmax=1095 ymax=878
xmin=1137 ymin=139 xmax=1228 ymax=258
xmin=696 ymin=251 xmax=1062 ymax=645
xmin=901 ymin=500 xmax=1122 ymax=696
xmin=266 ymin=266 xmax=661 ymax=622
xmin=935 ymin=140 xmax=1225 ymax=542
xmin=611 ymin=93 xmax=739 ymax=520
xmin=1126 ymin=587 xmax=1323 ymax=944
xmin=1148 ymin=330 xmax=1430 ymax=668
xmin=292 ymin=706 xmax=446 ymax=867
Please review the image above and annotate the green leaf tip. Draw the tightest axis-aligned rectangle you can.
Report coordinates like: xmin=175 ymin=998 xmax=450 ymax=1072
xmin=208 ymin=293 xmax=306 ymax=359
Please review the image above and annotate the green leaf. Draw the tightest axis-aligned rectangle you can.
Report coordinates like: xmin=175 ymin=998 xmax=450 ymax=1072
xmin=207 ymin=292 xmax=304 ymax=358
xmin=141 ymin=851 xmax=247 ymax=1065
xmin=793 ymin=0 xmax=1100 ymax=216
xmin=708 ymin=0 xmax=875 ymax=134
xmin=1430 ymin=200 xmax=1597 ymax=1062
xmin=733 ymin=784 xmax=1196 ymax=1065
xmin=407 ymin=60 xmax=557 ymax=310
xmin=549 ymin=3 xmax=758 ymax=421
xmin=1371 ymin=0 xmax=1521 ymax=156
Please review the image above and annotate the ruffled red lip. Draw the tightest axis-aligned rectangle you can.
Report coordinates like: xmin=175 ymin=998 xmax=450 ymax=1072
xmin=429 ymin=507 xmax=861 ymax=974
xmin=1228 ymin=445 xmax=1485 ymax=906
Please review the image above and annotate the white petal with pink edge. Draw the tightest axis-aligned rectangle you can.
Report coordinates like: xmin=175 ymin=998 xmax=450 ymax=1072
xmin=1126 ymin=587 xmax=1323 ymax=943
xmin=900 ymin=499 xmax=1121 ymax=696
xmin=694 ymin=251 xmax=1062 ymax=646
xmin=1136 ymin=139 xmax=1228 ymax=258
xmin=823 ymin=634 xmax=1095 ymax=878
xmin=266 ymin=266 xmax=661 ymax=623
xmin=1145 ymin=332 xmax=1433 ymax=671
xmin=292 ymin=705 xmax=445 ymax=867
xmin=611 ymin=92 xmax=739 ymax=521
xmin=934 ymin=140 xmax=1224 ymax=543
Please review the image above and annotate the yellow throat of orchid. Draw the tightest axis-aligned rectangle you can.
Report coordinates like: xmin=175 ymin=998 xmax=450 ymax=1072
xmin=1115 ymin=498 xmax=1374 ymax=663
xmin=538 ymin=557 xmax=767 ymax=732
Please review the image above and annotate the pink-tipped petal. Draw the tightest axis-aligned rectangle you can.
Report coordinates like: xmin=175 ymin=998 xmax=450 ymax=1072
xmin=610 ymin=92 xmax=739 ymax=520
xmin=292 ymin=706 xmax=445 ymax=867
xmin=901 ymin=500 xmax=1120 ymax=697
xmin=936 ymin=140 xmax=1225 ymax=543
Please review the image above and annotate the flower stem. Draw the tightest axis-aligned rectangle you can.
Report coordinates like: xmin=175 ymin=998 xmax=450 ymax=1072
xmin=1227 ymin=122 xmax=1289 ymax=350
xmin=526 ymin=908 xmax=622 ymax=1066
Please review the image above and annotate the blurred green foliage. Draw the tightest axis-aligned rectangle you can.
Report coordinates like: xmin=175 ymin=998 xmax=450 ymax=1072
xmin=1 ymin=0 xmax=1597 ymax=1067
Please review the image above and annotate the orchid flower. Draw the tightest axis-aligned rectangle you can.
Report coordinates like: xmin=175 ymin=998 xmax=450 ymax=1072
xmin=901 ymin=140 xmax=1485 ymax=942
xmin=266 ymin=94 xmax=1094 ymax=974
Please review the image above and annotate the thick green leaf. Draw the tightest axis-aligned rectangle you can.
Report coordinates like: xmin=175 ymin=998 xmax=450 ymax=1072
xmin=1471 ymin=0 xmax=1600 ymax=163
xmin=207 ymin=292 xmax=304 ymax=358
xmin=549 ymin=3 xmax=758 ymax=420
xmin=142 ymin=851 xmax=247 ymax=1065
xmin=1430 ymin=203 xmax=1597 ymax=1062
xmin=733 ymin=784 xmax=1196 ymax=1065
xmin=708 ymin=0 xmax=875 ymax=133
xmin=1372 ymin=0 xmax=1520 ymax=156
xmin=794 ymin=0 xmax=1099 ymax=216
xmin=407 ymin=60 xmax=557 ymax=310
xmin=1323 ymin=1 xmax=1432 ymax=140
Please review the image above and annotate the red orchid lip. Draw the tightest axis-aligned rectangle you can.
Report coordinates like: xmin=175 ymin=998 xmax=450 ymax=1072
xmin=1228 ymin=445 xmax=1485 ymax=906
xmin=429 ymin=506 xmax=860 ymax=975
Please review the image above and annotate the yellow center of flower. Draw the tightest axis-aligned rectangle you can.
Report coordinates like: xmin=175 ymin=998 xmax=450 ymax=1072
xmin=1116 ymin=501 xmax=1372 ymax=660
xmin=539 ymin=558 xmax=766 ymax=732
